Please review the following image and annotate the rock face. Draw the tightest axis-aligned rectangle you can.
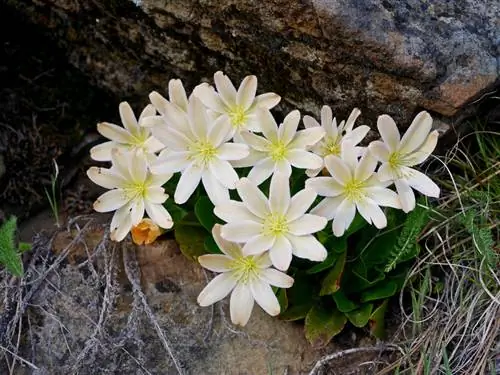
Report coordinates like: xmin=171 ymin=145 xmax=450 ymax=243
xmin=4 ymin=0 xmax=499 ymax=128
xmin=1 ymin=218 xmax=388 ymax=375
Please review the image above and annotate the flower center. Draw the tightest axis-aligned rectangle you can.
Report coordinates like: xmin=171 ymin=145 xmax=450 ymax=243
xmin=228 ymin=106 xmax=247 ymax=128
xmin=231 ymin=257 xmax=259 ymax=284
xmin=263 ymin=213 xmax=289 ymax=236
xmin=388 ymin=152 xmax=402 ymax=169
xmin=344 ymin=179 xmax=364 ymax=202
xmin=125 ymin=182 xmax=148 ymax=199
xmin=191 ymin=140 xmax=218 ymax=166
xmin=321 ymin=137 xmax=341 ymax=156
xmin=269 ymin=141 xmax=287 ymax=161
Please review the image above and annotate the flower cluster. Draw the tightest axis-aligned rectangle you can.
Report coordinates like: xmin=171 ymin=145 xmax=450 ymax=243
xmin=87 ymin=71 xmax=440 ymax=325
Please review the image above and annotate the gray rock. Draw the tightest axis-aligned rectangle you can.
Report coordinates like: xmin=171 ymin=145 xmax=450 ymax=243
xmin=4 ymin=0 xmax=498 ymax=129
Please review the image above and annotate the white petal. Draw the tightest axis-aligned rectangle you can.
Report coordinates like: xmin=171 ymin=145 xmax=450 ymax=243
xmin=395 ymin=179 xmax=415 ymax=213
xmin=406 ymin=169 xmax=440 ymax=198
xmin=87 ymin=166 xmax=124 ymax=189
xmin=93 ymin=189 xmax=129 ymax=212
xmin=269 ymin=236 xmax=293 ymax=271
xmin=111 ymin=149 xmax=133 ymax=180
xmin=253 ymin=93 xmax=281 ymax=109
xmin=242 ymin=234 xmax=276 ymax=256
xmin=378 ymin=163 xmax=398 ymax=181
xmin=110 ymin=214 xmax=132 ymax=242
xmin=111 ymin=203 xmax=132 ymax=231
xmin=365 ymin=187 xmax=401 ymax=209
xmin=288 ymin=150 xmax=323 ymax=169
xmin=188 ymin=96 xmax=210 ymax=140
xmin=143 ymin=136 xmax=165 ymax=154
xmin=129 ymin=152 xmax=148 ymax=183
xmin=90 ymin=141 xmax=116 ymax=161
xmin=211 ymin=224 xmax=243 ymax=258
xmin=255 ymin=252 xmax=273 ymax=268
xmin=305 ymin=177 xmax=343 ymax=197
xmin=303 ymin=115 xmax=320 ymax=129
xmin=287 ymin=234 xmax=327 ymax=262
xmin=145 ymin=201 xmax=173 ymax=228
xmin=149 ymin=91 xmax=169 ymax=115
xmin=355 ymin=152 xmax=378 ymax=181
xmin=275 ymin=160 xmax=292 ymax=178
xmin=209 ymin=115 xmax=232 ymax=147
xmin=340 ymin=141 xmax=358 ymax=170
xmin=209 ymin=158 xmax=239 ymax=189
xmin=193 ymin=83 xmax=226 ymax=113
xmin=287 ymin=188 xmax=317 ymax=221
xmin=399 ymin=111 xmax=433 ymax=154
xmin=214 ymin=71 xmax=237 ymax=107
xmin=279 ymin=110 xmax=300 ymax=145
xmin=260 ymin=268 xmax=294 ymax=288
xmin=236 ymin=75 xmax=257 ymax=110
xmin=140 ymin=115 xmax=165 ymax=128
xmin=368 ymin=141 xmax=390 ymax=162
xmin=145 ymin=186 xmax=167 ymax=206
xmin=198 ymin=254 xmax=232 ymax=272
xmin=97 ymin=122 xmax=133 ymax=143
xmin=168 ymin=79 xmax=189 ymax=111
xmin=214 ymin=201 xmax=260 ymax=223
xmin=217 ymin=143 xmax=250 ymax=161
xmin=256 ymin=108 xmax=278 ymax=143
xmin=239 ymin=131 xmax=270 ymax=152
xmin=150 ymin=150 xmax=190 ymax=174
xmin=345 ymin=125 xmax=370 ymax=146
xmin=202 ymin=172 xmax=230 ymax=205
xmin=321 ymin=106 xmax=334 ymax=131
xmin=236 ymin=178 xmax=270 ymax=218
xmin=198 ymin=273 xmax=237 ymax=306
xmin=288 ymin=214 xmax=327 ymax=235
xmin=377 ymin=114 xmax=401 ymax=151
xmin=174 ymin=163 xmax=203 ymax=204
xmin=130 ymin=198 xmax=145 ymax=225
xmin=408 ymin=130 xmax=438 ymax=166
xmin=250 ymin=279 xmax=281 ymax=316
xmin=344 ymin=108 xmax=361 ymax=132
xmin=269 ymin=172 xmax=290 ymax=215
xmin=332 ymin=199 xmax=356 ymax=237
xmin=157 ymin=127 xmax=191 ymax=151
xmin=139 ymin=104 xmax=157 ymax=122
xmin=231 ymin=149 xmax=265 ymax=168
xmin=324 ymin=155 xmax=351 ymax=184
xmin=356 ymin=198 xmax=387 ymax=229
xmin=220 ymin=221 xmax=263 ymax=243
xmin=310 ymin=196 xmax=344 ymax=220
xmin=230 ymin=284 xmax=254 ymax=326
xmin=289 ymin=128 xmax=325 ymax=149
xmin=119 ymin=102 xmax=139 ymax=134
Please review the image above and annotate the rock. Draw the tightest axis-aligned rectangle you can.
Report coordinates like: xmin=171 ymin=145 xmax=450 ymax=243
xmin=3 ymin=0 xmax=499 ymax=129
xmin=0 ymin=218 xmax=391 ymax=375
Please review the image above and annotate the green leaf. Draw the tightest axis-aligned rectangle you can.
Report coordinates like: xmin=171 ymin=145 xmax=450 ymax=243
xmin=164 ymin=199 xmax=188 ymax=225
xmin=194 ymin=196 xmax=216 ymax=232
xmin=0 ymin=216 xmax=23 ymax=276
xmin=286 ymin=272 xmax=318 ymax=306
xmin=332 ymin=290 xmax=359 ymax=313
xmin=306 ymin=252 xmax=338 ymax=274
xmin=277 ymin=288 xmax=288 ymax=312
xmin=279 ymin=303 xmax=312 ymax=321
xmin=204 ymin=235 xmax=222 ymax=254
xmin=174 ymin=214 xmax=209 ymax=261
xmin=360 ymin=280 xmax=398 ymax=302
xmin=304 ymin=304 xmax=347 ymax=347
xmin=369 ymin=300 xmax=388 ymax=339
xmin=18 ymin=242 xmax=32 ymax=253
xmin=346 ymin=303 xmax=373 ymax=328
xmin=319 ymin=251 xmax=346 ymax=295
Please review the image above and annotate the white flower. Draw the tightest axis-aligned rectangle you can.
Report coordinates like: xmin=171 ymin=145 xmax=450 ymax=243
xmin=307 ymin=143 xmax=401 ymax=237
xmin=149 ymin=96 xmax=249 ymax=205
xmin=368 ymin=111 xmax=440 ymax=213
xmin=87 ymin=150 xmax=173 ymax=242
xmin=197 ymin=224 xmax=294 ymax=326
xmin=90 ymin=102 xmax=164 ymax=162
xmin=303 ymin=106 xmax=370 ymax=177
xmin=193 ymin=71 xmax=281 ymax=133
xmin=214 ymin=172 xmax=328 ymax=271
xmin=237 ymin=109 xmax=325 ymax=185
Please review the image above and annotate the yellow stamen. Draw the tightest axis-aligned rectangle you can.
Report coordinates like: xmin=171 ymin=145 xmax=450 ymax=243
xmin=231 ymin=257 xmax=259 ymax=284
xmin=269 ymin=141 xmax=287 ymax=161
xmin=228 ymin=106 xmax=247 ymax=128
xmin=263 ymin=213 xmax=288 ymax=236
xmin=344 ymin=179 xmax=364 ymax=202
xmin=321 ymin=137 xmax=341 ymax=156
xmin=190 ymin=140 xmax=218 ymax=166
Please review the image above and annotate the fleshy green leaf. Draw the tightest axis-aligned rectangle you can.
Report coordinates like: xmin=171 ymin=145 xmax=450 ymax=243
xmin=0 ymin=216 xmax=23 ymax=276
xmin=332 ymin=290 xmax=359 ymax=313
xmin=360 ymin=280 xmax=398 ymax=302
xmin=319 ymin=252 xmax=346 ymax=296
xmin=306 ymin=252 xmax=338 ymax=274
xmin=279 ymin=304 xmax=312 ymax=321
xmin=277 ymin=288 xmax=288 ymax=312
xmin=369 ymin=300 xmax=388 ymax=339
xmin=194 ymin=196 xmax=217 ymax=231
xmin=304 ymin=304 xmax=347 ymax=347
xmin=174 ymin=214 xmax=209 ymax=261
xmin=204 ymin=235 xmax=222 ymax=254
xmin=346 ymin=303 xmax=373 ymax=328
xmin=164 ymin=199 xmax=188 ymax=225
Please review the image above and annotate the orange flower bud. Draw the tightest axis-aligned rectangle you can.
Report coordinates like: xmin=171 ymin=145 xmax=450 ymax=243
xmin=131 ymin=218 xmax=163 ymax=245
